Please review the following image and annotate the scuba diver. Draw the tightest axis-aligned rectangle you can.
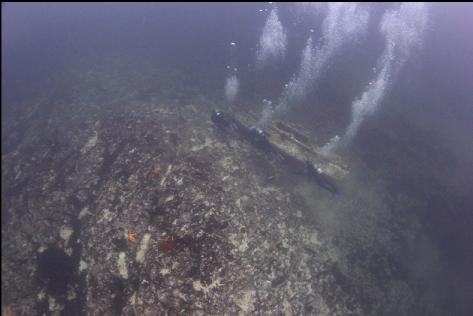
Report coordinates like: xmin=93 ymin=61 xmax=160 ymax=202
xmin=211 ymin=109 xmax=339 ymax=195
xmin=211 ymin=109 xmax=228 ymax=129
xmin=211 ymin=109 xmax=243 ymax=134
xmin=211 ymin=109 xmax=272 ymax=154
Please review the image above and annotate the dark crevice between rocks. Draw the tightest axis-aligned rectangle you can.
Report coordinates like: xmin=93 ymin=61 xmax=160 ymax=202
xmin=51 ymin=150 xmax=78 ymax=192
xmin=111 ymin=277 xmax=127 ymax=316
xmin=97 ymin=138 xmax=131 ymax=187
xmin=36 ymin=247 xmax=75 ymax=309
xmin=35 ymin=208 xmax=86 ymax=315
xmin=180 ymin=233 xmax=222 ymax=286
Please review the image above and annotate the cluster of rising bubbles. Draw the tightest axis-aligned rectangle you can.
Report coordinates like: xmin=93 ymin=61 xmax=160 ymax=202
xmin=322 ymin=3 xmax=428 ymax=155
xmin=224 ymin=41 xmax=239 ymax=103
xmin=256 ymin=8 xmax=287 ymax=69
xmin=225 ymin=75 xmax=239 ymax=103
xmin=256 ymin=99 xmax=274 ymax=128
xmin=225 ymin=3 xmax=428 ymax=154
xmin=258 ymin=3 xmax=370 ymax=128
xmin=226 ymin=65 xmax=238 ymax=73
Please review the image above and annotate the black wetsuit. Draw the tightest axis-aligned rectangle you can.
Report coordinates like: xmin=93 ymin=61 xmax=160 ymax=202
xmin=211 ymin=109 xmax=339 ymax=195
xmin=304 ymin=161 xmax=338 ymax=195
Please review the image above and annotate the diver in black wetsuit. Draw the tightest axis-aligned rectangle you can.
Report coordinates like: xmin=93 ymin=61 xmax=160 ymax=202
xmin=211 ymin=109 xmax=228 ymax=129
xmin=212 ymin=109 xmax=272 ymax=152
xmin=211 ymin=109 xmax=339 ymax=195
xmin=304 ymin=160 xmax=339 ymax=195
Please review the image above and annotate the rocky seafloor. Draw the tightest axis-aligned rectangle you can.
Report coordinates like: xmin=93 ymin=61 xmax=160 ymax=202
xmin=2 ymin=60 xmax=445 ymax=315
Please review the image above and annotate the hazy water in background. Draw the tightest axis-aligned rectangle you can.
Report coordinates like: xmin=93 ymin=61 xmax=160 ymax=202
xmin=2 ymin=3 xmax=473 ymax=315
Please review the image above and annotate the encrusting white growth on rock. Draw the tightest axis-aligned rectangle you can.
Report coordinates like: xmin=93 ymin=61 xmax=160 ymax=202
xmin=192 ymin=277 xmax=222 ymax=297
xmin=79 ymin=260 xmax=88 ymax=272
xmin=37 ymin=289 xmax=46 ymax=301
xmin=136 ymin=233 xmax=151 ymax=264
xmin=229 ymin=233 xmax=249 ymax=252
xmin=235 ymin=290 xmax=256 ymax=313
xmin=98 ymin=208 xmax=113 ymax=223
xmin=78 ymin=207 xmax=91 ymax=220
xmin=81 ymin=131 xmax=98 ymax=154
xmin=118 ymin=252 xmax=128 ymax=279
xmin=160 ymin=164 xmax=173 ymax=186
xmin=48 ymin=296 xmax=64 ymax=312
